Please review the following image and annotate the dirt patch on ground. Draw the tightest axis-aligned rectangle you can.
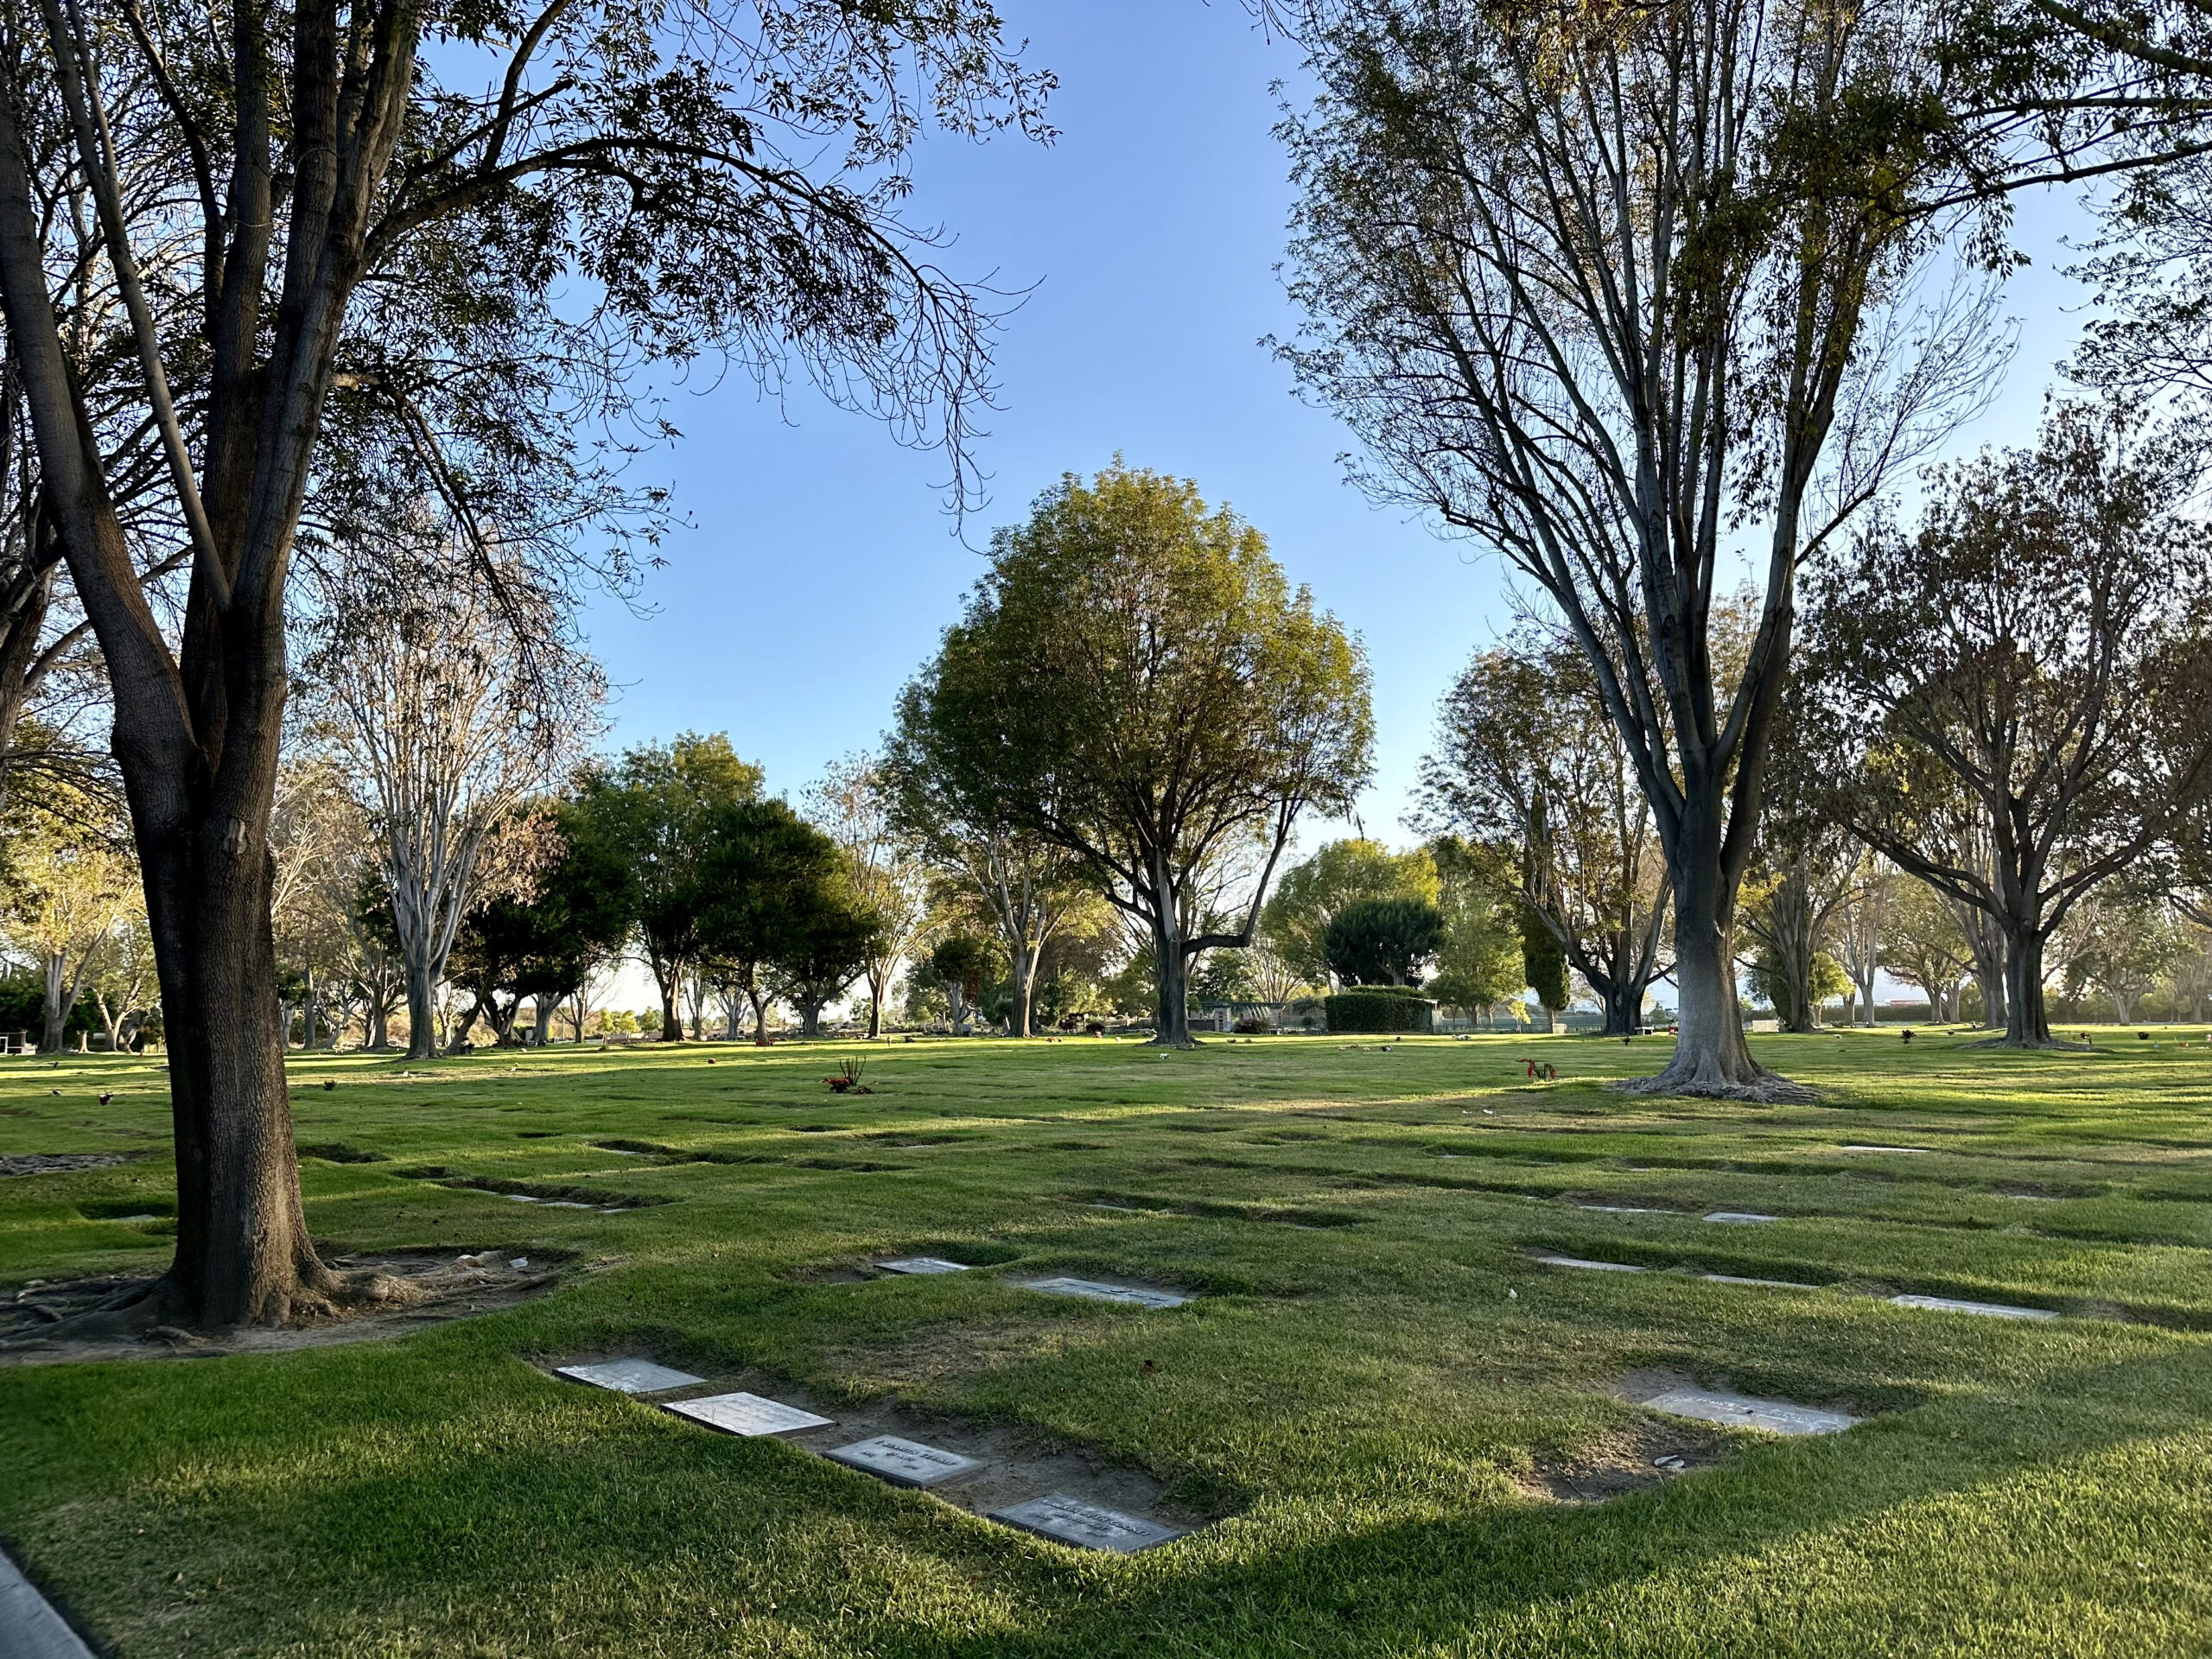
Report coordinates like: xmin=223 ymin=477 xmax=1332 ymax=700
xmin=1521 ymin=1415 xmax=1733 ymax=1503
xmin=0 ymin=1248 xmax=584 ymax=1367
xmin=296 ymin=1142 xmax=390 ymax=1164
xmin=0 ymin=1152 xmax=145 ymax=1177
xmin=396 ymin=1168 xmax=675 ymax=1210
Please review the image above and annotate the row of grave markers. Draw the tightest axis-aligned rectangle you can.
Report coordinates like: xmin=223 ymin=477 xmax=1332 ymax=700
xmin=550 ymin=1185 xmax=2063 ymax=1551
xmin=556 ymin=1266 xmax=1192 ymax=1553
xmin=1529 ymin=1254 xmax=2063 ymax=1319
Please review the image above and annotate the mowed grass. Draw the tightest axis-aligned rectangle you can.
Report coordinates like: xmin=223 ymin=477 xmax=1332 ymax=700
xmin=3 ymin=1029 xmax=2212 ymax=1656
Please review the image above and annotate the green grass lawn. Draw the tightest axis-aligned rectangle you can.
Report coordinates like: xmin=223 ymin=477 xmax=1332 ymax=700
xmin=4 ymin=1029 xmax=2212 ymax=1656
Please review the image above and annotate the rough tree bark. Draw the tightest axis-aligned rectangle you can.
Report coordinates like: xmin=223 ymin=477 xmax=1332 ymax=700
xmin=0 ymin=23 xmax=416 ymax=1321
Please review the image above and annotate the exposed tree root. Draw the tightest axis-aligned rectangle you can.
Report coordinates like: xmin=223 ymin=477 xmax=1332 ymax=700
xmin=1610 ymin=1068 xmax=1821 ymax=1105
xmin=2 ymin=1249 xmax=566 ymax=1362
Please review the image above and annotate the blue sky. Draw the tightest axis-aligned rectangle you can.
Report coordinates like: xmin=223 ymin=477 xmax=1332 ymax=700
xmin=579 ymin=0 xmax=2103 ymax=846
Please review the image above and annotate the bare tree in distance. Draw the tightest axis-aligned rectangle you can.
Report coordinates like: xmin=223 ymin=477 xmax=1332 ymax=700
xmin=1831 ymin=860 xmax=1889 ymax=1027
xmin=807 ymin=754 xmax=931 ymax=1039
xmin=1417 ymin=632 xmax=1672 ymax=1038
xmin=303 ymin=549 xmax=603 ymax=1060
xmin=1801 ymin=405 xmax=2212 ymax=1046
xmin=880 ymin=723 xmax=1096 ymax=1040
xmin=1274 ymin=0 xmax=2070 ymax=1097
xmin=1880 ymin=878 xmax=1974 ymax=1023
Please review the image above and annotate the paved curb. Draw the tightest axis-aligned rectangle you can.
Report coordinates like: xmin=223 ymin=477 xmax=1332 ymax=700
xmin=0 ymin=1550 xmax=94 ymax=1659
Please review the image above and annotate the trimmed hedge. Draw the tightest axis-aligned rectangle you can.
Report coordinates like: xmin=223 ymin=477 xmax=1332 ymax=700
xmin=1325 ymin=989 xmax=1435 ymax=1033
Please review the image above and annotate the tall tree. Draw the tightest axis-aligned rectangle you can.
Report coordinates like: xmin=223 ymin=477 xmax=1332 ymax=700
xmin=1802 ymin=406 xmax=2212 ymax=1045
xmin=2 ymin=792 xmax=133 ymax=1051
xmin=2056 ymin=890 xmax=2186 ymax=1023
xmin=305 ymin=556 xmax=600 ymax=1058
xmin=269 ymin=757 xmax=369 ymax=1050
xmin=697 ymin=796 xmax=842 ymax=1046
xmin=1258 ymin=838 xmax=1436 ymax=990
xmin=1881 ymin=876 xmax=1973 ymax=1022
xmin=1419 ymin=634 xmax=1671 ymax=1035
xmin=341 ymin=874 xmax=407 ymax=1052
xmin=926 ymin=933 xmax=994 ymax=1037
xmin=772 ymin=874 xmax=883 ymax=1038
xmin=576 ymin=734 xmax=762 ymax=1042
xmin=805 ymin=754 xmax=927 ymax=1040
xmin=906 ymin=465 xmax=1373 ymax=1046
xmin=1735 ymin=734 xmax=1859 ymax=1033
xmin=0 ymin=0 xmax=1046 ymax=1327
xmin=1427 ymin=838 xmax=1531 ymax=1026
xmin=1830 ymin=859 xmax=1891 ymax=1027
xmin=1272 ymin=0 xmax=2174 ymax=1095
xmin=889 ymin=674 xmax=1110 ymax=1039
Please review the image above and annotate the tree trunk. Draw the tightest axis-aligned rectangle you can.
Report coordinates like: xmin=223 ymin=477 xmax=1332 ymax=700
xmin=1598 ymin=975 xmax=1644 ymax=1036
xmin=1999 ymin=930 xmax=2055 ymax=1046
xmin=1974 ymin=960 xmax=2005 ymax=1029
xmin=657 ymin=963 xmax=683 ymax=1042
xmin=865 ymin=967 xmax=887 ymax=1039
xmin=1148 ymin=892 xmax=1196 ymax=1048
xmin=748 ymin=988 xmax=772 ymax=1046
xmin=1009 ymin=939 xmax=1037 ymax=1038
xmin=404 ymin=950 xmax=439 ymax=1060
xmin=1751 ymin=863 xmax=1824 ymax=1034
xmin=722 ymin=987 xmax=745 ymax=1042
xmin=800 ymin=1001 xmax=823 ymax=1037
xmin=143 ymin=807 xmax=343 ymax=1326
xmin=41 ymin=950 xmax=66 ymax=1052
xmin=447 ymin=991 xmax=485 ymax=1053
xmin=1628 ymin=839 xmax=1783 ymax=1095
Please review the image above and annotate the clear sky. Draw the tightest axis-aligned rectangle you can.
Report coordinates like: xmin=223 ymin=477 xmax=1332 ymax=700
xmin=578 ymin=0 xmax=2103 ymax=847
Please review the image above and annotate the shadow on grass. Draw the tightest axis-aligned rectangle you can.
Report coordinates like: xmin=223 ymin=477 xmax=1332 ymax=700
xmin=6 ymin=1333 xmax=2208 ymax=1656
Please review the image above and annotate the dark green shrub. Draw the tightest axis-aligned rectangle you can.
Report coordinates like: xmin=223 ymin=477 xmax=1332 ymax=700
xmin=1322 ymin=897 xmax=1445 ymax=987
xmin=1325 ymin=990 xmax=1435 ymax=1033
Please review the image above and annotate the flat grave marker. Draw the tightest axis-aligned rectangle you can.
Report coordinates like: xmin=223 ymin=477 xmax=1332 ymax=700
xmin=877 ymin=1257 xmax=971 ymax=1275
xmin=1578 ymin=1204 xmax=1664 ymax=1215
xmin=1019 ymin=1277 xmax=1192 ymax=1309
xmin=1532 ymin=1254 xmax=1645 ymax=1274
xmin=1702 ymin=1273 xmax=1818 ymax=1290
xmin=1891 ymin=1293 xmax=2058 ymax=1322
xmin=664 ymin=1391 xmax=835 ymax=1436
xmin=556 ymin=1358 xmax=704 ymax=1395
xmin=1640 ymin=1385 xmax=1858 ymax=1436
xmin=988 ymin=1492 xmax=1186 ymax=1553
xmin=823 ymin=1435 xmax=985 ymax=1489
xmin=1839 ymin=1144 xmax=1933 ymax=1154
xmin=1703 ymin=1211 xmax=1782 ymax=1224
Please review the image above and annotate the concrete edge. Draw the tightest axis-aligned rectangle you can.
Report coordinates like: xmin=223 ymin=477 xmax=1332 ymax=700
xmin=0 ymin=1548 xmax=97 ymax=1659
